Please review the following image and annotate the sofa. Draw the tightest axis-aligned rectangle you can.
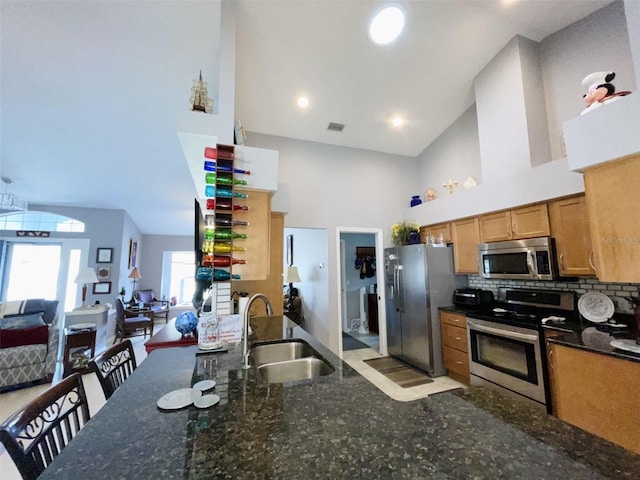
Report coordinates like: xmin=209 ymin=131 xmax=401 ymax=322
xmin=0 ymin=299 xmax=60 ymax=389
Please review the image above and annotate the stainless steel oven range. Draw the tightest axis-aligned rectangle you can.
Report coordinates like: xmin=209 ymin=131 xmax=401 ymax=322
xmin=466 ymin=288 xmax=576 ymax=410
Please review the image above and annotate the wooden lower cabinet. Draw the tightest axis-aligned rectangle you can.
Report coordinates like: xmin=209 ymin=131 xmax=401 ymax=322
xmin=440 ymin=311 xmax=469 ymax=385
xmin=451 ymin=217 xmax=480 ymax=274
xmin=548 ymin=195 xmax=595 ymax=276
xmin=547 ymin=342 xmax=640 ymax=454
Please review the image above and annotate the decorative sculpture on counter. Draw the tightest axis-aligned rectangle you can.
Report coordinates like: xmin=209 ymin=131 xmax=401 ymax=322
xmin=175 ymin=311 xmax=198 ymax=337
xmin=443 ymin=179 xmax=458 ymax=194
xmin=463 ymin=176 xmax=478 ymax=189
xmin=580 ymin=71 xmax=631 ymax=116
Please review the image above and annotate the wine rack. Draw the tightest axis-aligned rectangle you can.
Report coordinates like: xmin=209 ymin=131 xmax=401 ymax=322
xmin=196 ymin=143 xmax=251 ymax=314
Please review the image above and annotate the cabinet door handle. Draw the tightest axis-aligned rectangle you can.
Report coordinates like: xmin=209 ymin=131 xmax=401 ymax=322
xmin=512 ymin=221 xmax=517 ymax=237
xmin=455 ymin=337 xmax=461 ymax=340
xmin=456 ymin=361 xmax=463 ymax=365
xmin=506 ymin=221 xmax=512 ymax=238
xmin=588 ymin=251 xmax=598 ymax=274
xmin=559 ymin=253 xmax=565 ymax=271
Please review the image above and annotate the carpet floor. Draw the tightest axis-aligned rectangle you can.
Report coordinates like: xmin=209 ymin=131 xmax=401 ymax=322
xmin=342 ymin=332 xmax=371 ymax=351
xmin=363 ymin=356 xmax=434 ymax=388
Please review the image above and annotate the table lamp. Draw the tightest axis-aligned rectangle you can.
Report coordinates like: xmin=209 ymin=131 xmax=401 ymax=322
xmin=75 ymin=267 xmax=99 ymax=307
xmin=284 ymin=265 xmax=301 ymax=311
xmin=128 ymin=267 xmax=142 ymax=295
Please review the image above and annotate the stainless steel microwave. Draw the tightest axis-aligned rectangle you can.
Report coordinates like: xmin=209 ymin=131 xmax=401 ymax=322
xmin=478 ymin=237 xmax=557 ymax=281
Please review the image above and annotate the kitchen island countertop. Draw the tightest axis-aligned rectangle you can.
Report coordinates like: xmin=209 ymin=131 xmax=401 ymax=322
xmin=40 ymin=315 xmax=640 ymax=479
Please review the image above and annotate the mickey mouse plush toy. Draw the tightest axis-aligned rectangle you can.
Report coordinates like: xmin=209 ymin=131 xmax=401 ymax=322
xmin=580 ymin=71 xmax=631 ymax=115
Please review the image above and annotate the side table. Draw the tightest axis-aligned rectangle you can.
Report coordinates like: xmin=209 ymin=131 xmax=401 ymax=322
xmin=63 ymin=325 xmax=97 ymax=377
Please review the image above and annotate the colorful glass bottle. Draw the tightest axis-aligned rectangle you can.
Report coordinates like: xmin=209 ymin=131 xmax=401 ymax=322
xmin=216 ymin=198 xmax=249 ymax=211
xmin=212 ymin=243 xmax=246 ymax=253
xmin=203 ymin=161 xmax=251 ymax=175
xmin=213 ymin=228 xmax=247 ymax=240
xmin=204 ymin=186 xmax=248 ymax=199
xmin=214 ymin=216 xmax=249 ymax=227
xmin=213 ymin=269 xmax=241 ymax=281
xmin=205 ymin=173 xmax=248 ymax=186
xmin=213 ymin=255 xmax=246 ymax=267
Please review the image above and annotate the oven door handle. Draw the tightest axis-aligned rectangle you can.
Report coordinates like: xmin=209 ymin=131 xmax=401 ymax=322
xmin=467 ymin=319 xmax=538 ymax=342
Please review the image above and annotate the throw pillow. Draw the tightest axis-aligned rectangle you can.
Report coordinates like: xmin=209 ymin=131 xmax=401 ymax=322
xmin=24 ymin=299 xmax=59 ymax=324
xmin=0 ymin=312 xmax=46 ymax=330
xmin=0 ymin=325 xmax=49 ymax=348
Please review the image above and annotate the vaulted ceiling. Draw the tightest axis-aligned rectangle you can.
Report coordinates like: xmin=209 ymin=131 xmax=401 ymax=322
xmin=0 ymin=0 xmax=614 ymax=234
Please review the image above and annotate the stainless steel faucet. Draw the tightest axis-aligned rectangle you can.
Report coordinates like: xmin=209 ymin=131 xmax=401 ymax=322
xmin=241 ymin=293 xmax=272 ymax=369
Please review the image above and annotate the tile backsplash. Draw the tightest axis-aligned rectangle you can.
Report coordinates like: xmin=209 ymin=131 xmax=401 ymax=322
xmin=467 ymin=276 xmax=640 ymax=314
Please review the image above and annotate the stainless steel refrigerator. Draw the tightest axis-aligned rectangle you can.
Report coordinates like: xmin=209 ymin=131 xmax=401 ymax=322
xmin=384 ymin=244 xmax=465 ymax=376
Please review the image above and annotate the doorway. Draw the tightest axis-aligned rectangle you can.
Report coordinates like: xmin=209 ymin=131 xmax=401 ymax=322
xmin=337 ymin=228 xmax=386 ymax=357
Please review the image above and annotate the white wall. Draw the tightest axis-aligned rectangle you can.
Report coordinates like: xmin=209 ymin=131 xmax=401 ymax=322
xmin=284 ymin=227 xmax=329 ymax=344
xmin=539 ymin=0 xmax=637 ymax=160
xmin=248 ymin=133 xmax=415 ymax=350
xmin=415 ymin=105 xmax=482 ymax=197
xmin=626 ymin=0 xmax=640 ymax=81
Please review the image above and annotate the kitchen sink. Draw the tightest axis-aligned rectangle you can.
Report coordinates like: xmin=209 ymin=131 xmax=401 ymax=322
xmin=256 ymin=357 xmax=335 ymax=383
xmin=250 ymin=339 xmax=317 ymax=366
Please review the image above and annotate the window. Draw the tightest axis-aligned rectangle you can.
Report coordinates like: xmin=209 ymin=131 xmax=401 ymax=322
xmin=2 ymin=243 xmax=61 ymax=301
xmin=162 ymin=251 xmax=195 ymax=305
xmin=0 ymin=212 xmax=85 ymax=232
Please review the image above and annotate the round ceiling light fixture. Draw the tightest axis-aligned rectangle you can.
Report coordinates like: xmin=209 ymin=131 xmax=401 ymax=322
xmin=391 ymin=116 xmax=404 ymax=127
xmin=368 ymin=5 xmax=405 ymax=45
xmin=297 ymin=96 xmax=310 ymax=108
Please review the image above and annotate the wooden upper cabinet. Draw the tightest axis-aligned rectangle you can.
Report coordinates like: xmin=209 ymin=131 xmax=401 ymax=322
xmin=479 ymin=211 xmax=512 ymax=242
xmin=479 ymin=204 xmax=550 ymax=242
xmin=420 ymin=222 xmax=451 ymax=244
xmin=548 ymin=195 xmax=595 ymax=276
xmin=583 ymin=155 xmax=640 ymax=283
xmin=451 ymin=217 xmax=480 ymax=273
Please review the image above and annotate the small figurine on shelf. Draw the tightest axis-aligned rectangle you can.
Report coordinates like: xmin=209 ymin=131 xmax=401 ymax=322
xmin=426 ymin=189 xmax=437 ymax=201
xmin=580 ymin=71 xmax=631 ymax=115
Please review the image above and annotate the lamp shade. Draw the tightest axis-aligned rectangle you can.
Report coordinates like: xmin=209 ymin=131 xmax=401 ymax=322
xmin=75 ymin=267 xmax=99 ymax=284
xmin=128 ymin=267 xmax=142 ymax=280
xmin=284 ymin=266 xmax=301 ymax=283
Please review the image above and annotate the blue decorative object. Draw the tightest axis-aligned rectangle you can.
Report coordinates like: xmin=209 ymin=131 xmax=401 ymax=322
xmin=410 ymin=195 xmax=422 ymax=207
xmin=175 ymin=311 xmax=198 ymax=336
xmin=408 ymin=231 xmax=421 ymax=245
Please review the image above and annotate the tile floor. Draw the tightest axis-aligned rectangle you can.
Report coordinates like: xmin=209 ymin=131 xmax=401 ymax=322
xmin=342 ymin=347 xmax=466 ymax=402
xmin=0 ymin=335 xmax=464 ymax=478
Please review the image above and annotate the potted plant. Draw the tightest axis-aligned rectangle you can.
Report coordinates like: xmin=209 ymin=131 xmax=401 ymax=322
xmin=391 ymin=221 xmax=420 ymax=246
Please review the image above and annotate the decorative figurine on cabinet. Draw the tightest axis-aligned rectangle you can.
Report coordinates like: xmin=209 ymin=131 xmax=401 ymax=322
xmin=426 ymin=189 xmax=437 ymax=201
xmin=580 ymin=71 xmax=631 ymax=115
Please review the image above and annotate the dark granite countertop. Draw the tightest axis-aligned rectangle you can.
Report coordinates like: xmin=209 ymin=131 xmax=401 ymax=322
xmin=40 ymin=315 xmax=640 ymax=479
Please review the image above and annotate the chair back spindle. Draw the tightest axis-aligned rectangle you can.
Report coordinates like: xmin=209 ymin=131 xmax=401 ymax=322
xmin=88 ymin=339 xmax=137 ymax=400
xmin=0 ymin=373 xmax=90 ymax=480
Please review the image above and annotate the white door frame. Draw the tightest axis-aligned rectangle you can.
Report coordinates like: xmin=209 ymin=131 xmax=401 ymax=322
xmin=335 ymin=227 xmax=387 ymax=358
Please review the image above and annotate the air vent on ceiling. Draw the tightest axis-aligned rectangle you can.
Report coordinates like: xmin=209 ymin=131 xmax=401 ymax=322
xmin=327 ymin=122 xmax=345 ymax=132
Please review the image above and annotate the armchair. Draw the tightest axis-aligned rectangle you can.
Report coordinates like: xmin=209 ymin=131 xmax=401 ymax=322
xmin=133 ymin=289 xmax=169 ymax=323
xmin=114 ymin=299 xmax=153 ymax=343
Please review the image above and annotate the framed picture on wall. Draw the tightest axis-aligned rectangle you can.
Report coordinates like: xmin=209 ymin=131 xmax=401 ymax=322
xmin=93 ymin=282 xmax=111 ymax=295
xmin=96 ymin=247 xmax=113 ymax=264
xmin=128 ymin=239 xmax=138 ymax=268
xmin=97 ymin=266 xmax=111 ymax=281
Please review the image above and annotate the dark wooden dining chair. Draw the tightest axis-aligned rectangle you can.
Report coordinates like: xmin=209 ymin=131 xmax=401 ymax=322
xmin=114 ymin=297 xmax=154 ymax=343
xmin=0 ymin=373 xmax=90 ymax=480
xmin=88 ymin=339 xmax=137 ymax=400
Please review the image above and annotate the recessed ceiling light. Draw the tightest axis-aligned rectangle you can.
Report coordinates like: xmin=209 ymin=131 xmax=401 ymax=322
xmin=297 ymin=96 xmax=310 ymax=108
xmin=368 ymin=5 xmax=405 ymax=45
xmin=391 ymin=116 xmax=404 ymax=127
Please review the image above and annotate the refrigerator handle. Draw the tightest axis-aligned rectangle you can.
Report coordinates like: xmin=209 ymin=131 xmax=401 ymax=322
xmin=395 ymin=265 xmax=404 ymax=313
